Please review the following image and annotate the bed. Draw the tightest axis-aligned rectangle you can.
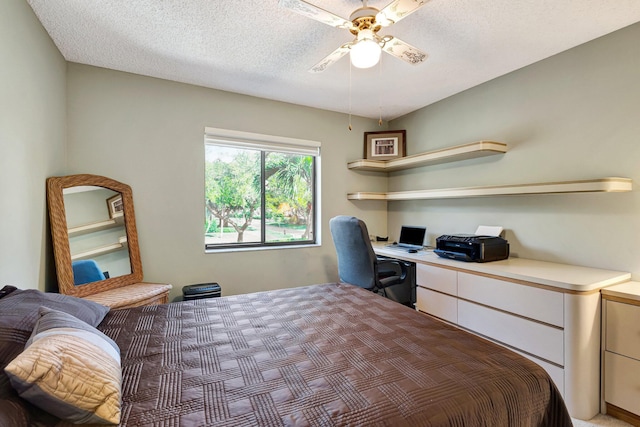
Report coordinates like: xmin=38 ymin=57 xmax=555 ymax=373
xmin=0 ymin=283 xmax=572 ymax=426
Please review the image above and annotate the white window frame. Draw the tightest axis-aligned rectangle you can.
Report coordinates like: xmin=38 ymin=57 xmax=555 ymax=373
xmin=204 ymin=127 xmax=321 ymax=252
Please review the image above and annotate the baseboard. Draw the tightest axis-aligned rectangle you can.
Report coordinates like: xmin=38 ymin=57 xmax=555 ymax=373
xmin=606 ymin=403 xmax=640 ymax=427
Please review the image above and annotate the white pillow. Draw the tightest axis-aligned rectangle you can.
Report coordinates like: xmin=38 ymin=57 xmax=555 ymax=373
xmin=4 ymin=306 xmax=121 ymax=425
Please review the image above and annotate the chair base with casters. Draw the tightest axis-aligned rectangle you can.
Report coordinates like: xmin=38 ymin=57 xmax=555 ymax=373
xmin=329 ymin=215 xmax=414 ymax=305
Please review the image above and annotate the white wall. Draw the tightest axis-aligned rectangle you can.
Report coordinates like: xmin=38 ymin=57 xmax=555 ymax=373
xmin=66 ymin=64 xmax=388 ymax=299
xmin=0 ymin=0 xmax=66 ymax=291
xmin=388 ymin=23 xmax=640 ymax=276
xmin=13 ymin=1 xmax=637 ymax=294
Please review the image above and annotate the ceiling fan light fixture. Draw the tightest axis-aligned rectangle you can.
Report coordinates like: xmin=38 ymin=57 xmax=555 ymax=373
xmin=374 ymin=12 xmax=393 ymax=27
xmin=350 ymin=29 xmax=381 ymax=69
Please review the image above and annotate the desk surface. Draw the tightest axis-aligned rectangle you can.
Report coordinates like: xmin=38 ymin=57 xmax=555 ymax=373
xmin=373 ymin=243 xmax=630 ymax=292
xmin=601 ymin=281 xmax=640 ymax=302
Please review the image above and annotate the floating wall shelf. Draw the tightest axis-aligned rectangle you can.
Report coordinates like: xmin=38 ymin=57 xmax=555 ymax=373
xmin=347 ymin=141 xmax=507 ymax=172
xmin=68 ymin=216 xmax=124 ymax=237
xmin=347 ymin=177 xmax=633 ymax=201
xmin=71 ymin=236 xmax=128 ymax=261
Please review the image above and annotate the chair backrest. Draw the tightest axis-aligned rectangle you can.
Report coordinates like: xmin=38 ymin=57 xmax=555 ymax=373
xmin=72 ymin=259 xmax=106 ymax=286
xmin=329 ymin=215 xmax=377 ymax=290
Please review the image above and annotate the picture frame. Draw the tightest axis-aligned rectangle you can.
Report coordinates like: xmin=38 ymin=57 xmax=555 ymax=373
xmin=106 ymin=194 xmax=124 ymax=219
xmin=364 ymin=130 xmax=406 ymax=160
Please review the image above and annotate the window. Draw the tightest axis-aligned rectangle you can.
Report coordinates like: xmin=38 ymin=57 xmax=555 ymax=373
xmin=204 ymin=128 xmax=320 ymax=250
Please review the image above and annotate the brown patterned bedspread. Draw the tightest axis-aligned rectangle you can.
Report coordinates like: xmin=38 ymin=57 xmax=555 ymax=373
xmin=98 ymin=282 xmax=572 ymax=426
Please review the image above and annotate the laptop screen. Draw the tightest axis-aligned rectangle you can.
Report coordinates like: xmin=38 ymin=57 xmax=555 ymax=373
xmin=398 ymin=226 xmax=426 ymax=248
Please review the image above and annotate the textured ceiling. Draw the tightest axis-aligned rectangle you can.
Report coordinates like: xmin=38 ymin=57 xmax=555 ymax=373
xmin=27 ymin=0 xmax=640 ymax=120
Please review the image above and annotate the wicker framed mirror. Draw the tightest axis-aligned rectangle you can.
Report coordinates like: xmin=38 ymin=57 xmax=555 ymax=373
xmin=47 ymin=174 xmax=143 ymax=297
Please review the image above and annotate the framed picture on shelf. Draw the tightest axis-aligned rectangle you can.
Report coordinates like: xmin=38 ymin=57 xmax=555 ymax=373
xmin=106 ymin=194 xmax=124 ymax=219
xmin=364 ymin=130 xmax=406 ymax=160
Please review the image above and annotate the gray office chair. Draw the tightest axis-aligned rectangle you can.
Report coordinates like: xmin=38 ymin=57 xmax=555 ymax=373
xmin=329 ymin=215 xmax=408 ymax=303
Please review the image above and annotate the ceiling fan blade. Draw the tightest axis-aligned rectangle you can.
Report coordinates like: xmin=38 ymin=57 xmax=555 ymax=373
xmin=309 ymin=44 xmax=351 ymax=73
xmin=382 ymin=36 xmax=428 ymax=65
xmin=279 ymin=0 xmax=354 ymax=29
xmin=376 ymin=0 xmax=429 ymax=26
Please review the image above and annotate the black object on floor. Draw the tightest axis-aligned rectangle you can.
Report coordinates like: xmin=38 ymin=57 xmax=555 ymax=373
xmin=182 ymin=283 xmax=221 ymax=300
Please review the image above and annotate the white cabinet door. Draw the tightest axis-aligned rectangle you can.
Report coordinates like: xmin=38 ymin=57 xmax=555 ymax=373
xmin=606 ymin=300 xmax=640 ymax=361
xmin=605 ymin=351 xmax=640 ymax=415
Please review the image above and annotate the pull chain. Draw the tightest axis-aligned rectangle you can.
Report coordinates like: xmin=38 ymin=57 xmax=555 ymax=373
xmin=348 ymin=60 xmax=353 ymax=131
xmin=378 ymin=55 xmax=383 ymax=126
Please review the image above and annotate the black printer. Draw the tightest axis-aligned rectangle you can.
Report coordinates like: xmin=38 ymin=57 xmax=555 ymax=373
xmin=434 ymin=234 xmax=509 ymax=262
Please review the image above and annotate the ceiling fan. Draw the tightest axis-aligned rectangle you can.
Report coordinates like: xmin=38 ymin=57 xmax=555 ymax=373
xmin=280 ymin=0 xmax=429 ymax=73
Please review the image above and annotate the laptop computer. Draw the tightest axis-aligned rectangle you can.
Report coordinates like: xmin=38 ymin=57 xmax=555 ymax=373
xmin=388 ymin=225 xmax=426 ymax=250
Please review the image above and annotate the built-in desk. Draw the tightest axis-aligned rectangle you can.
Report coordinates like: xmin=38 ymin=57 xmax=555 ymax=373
xmin=373 ymin=243 xmax=630 ymax=421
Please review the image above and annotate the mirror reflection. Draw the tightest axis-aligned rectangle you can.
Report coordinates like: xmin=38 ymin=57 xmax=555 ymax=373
xmin=63 ymin=186 xmax=132 ymax=285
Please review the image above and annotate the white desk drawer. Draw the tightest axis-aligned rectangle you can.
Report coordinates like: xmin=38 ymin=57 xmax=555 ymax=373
xmin=458 ymin=300 xmax=564 ymax=365
xmin=417 ymin=264 xmax=457 ymax=295
xmin=458 ymin=273 xmax=564 ymax=327
xmin=416 ymin=287 xmax=457 ymax=323
xmin=511 ymin=348 xmax=564 ymax=395
xmin=605 ymin=351 xmax=640 ymax=415
xmin=606 ymin=300 xmax=640 ymax=360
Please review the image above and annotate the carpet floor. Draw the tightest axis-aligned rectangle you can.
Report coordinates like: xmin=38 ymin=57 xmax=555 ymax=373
xmin=572 ymin=414 xmax=633 ymax=427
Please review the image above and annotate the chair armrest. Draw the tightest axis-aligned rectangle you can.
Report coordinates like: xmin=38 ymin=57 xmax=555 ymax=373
xmin=376 ymin=259 xmax=408 ymax=288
